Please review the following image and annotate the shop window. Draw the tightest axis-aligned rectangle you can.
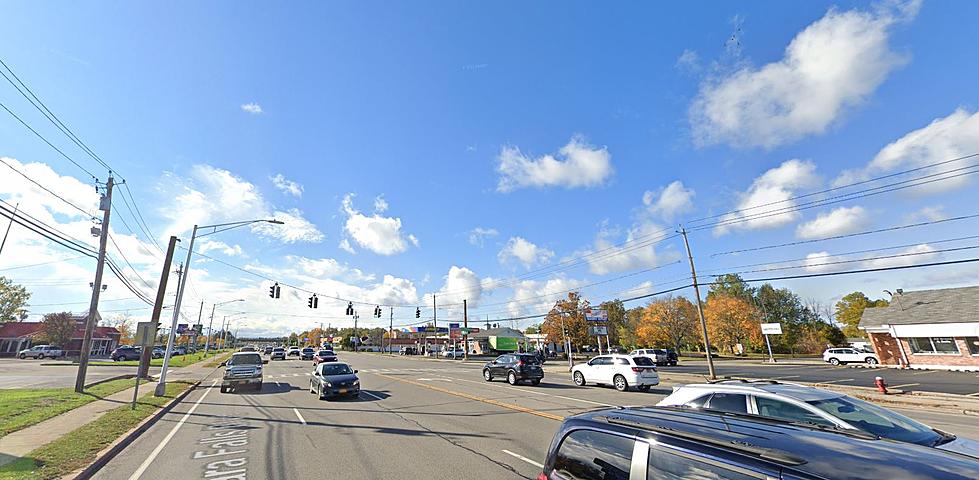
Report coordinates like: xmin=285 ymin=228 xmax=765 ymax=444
xmin=907 ymin=337 xmax=961 ymax=354
xmin=965 ymin=337 xmax=979 ymax=355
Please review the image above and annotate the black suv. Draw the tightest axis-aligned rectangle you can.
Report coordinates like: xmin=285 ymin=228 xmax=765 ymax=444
xmin=482 ymin=353 xmax=544 ymax=385
xmin=540 ymin=406 xmax=979 ymax=480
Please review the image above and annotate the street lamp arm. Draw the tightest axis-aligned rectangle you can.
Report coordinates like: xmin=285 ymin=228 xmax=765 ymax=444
xmin=197 ymin=219 xmax=283 ymax=238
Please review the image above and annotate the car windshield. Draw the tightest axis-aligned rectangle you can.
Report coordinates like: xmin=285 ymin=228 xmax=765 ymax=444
xmin=807 ymin=395 xmax=943 ymax=445
xmin=321 ymin=364 xmax=354 ymax=376
xmin=227 ymin=353 xmax=263 ymax=366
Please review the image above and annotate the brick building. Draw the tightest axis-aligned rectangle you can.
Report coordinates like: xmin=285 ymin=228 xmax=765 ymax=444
xmin=0 ymin=313 xmax=121 ymax=357
xmin=858 ymin=286 xmax=979 ymax=371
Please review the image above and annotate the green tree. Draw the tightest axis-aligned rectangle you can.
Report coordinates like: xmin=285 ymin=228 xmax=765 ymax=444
xmin=540 ymin=292 xmax=590 ymax=348
xmin=0 ymin=276 xmax=30 ymax=323
xmin=524 ymin=324 xmax=540 ymax=334
xmin=599 ymin=299 xmax=626 ymax=347
xmin=834 ymin=292 xmax=888 ymax=338
xmin=287 ymin=332 xmax=299 ymax=345
xmin=41 ymin=312 xmax=75 ymax=347
xmin=707 ymin=273 xmax=755 ymax=302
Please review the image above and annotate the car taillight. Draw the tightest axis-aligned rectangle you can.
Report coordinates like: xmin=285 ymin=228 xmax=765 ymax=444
xmin=517 ymin=360 xmax=525 ymax=366
xmin=631 ymin=367 xmax=642 ymax=372
xmin=537 ymin=473 xmax=548 ymax=480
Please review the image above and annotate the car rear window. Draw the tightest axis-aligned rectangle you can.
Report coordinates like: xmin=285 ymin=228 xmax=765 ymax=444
xmin=633 ymin=356 xmax=655 ymax=366
xmin=516 ymin=355 xmax=540 ymax=364
xmin=553 ymin=429 xmax=633 ymax=480
xmin=317 ymin=350 xmax=333 ymax=356
xmin=647 ymin=445 xmax=762 ymax=479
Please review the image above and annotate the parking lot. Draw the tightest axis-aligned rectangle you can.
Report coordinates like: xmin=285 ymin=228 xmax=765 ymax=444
xmin=0 ymin=357 xmax=162 ymax=388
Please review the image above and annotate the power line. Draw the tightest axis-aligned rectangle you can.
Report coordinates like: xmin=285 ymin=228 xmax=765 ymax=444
xmin=711 ymin=213 xmax=979 ymax=257
xmin=719 ymin=256 xmax=979 ymax=285
xmin=0 ymin=157 xmax=96 ymax=219
xmin=0 ymin=100 xmax=97 ymax=180
xmin=0 ymin=256 xmax=86 ymax=271
xmin=714 ymin=244 xmax=979 ymax=276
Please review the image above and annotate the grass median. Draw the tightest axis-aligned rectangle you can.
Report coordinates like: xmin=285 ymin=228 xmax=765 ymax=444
xmin=0 ymin=378 xmax=134 ymax=438
xmin=89 ymin=348 xmax=234 ymax=368
xmin=0 ymin=381 xmax=194 ymax=480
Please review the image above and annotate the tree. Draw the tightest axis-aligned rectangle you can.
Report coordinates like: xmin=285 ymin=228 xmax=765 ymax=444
xmin=41 ymin=312 xmax=76 ymax=348
xmin=0 ymin=276 xmax=30 ymax=323
xmin=704 ymin=295 xmax=761 ymax=354
xmin=524 ymin=324 xmax=540 ymax=334
xmin=599 ymin=299 xmax=626 ymax=347
xmin=636 ymin=296 xmax=699 ymax=352
xmin=287 ymin=332 xmax=299 ymax=345
xmin=616 ymin=307 xmax=643 ymax=349
xmin=106 ymin=313 xmax=134 ymax=344
xmin=707 ymin=273 xmax=754 ymax=302
xmin=540 ymin=292 xmax=590 ymax=348
xmin=834 ymin=292 xmax=888 ymax=338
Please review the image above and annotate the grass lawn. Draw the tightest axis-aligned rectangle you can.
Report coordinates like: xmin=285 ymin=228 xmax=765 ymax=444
xmin=0 ymin=379 xmax=134 ymax=438
xmin=202 ymin=349 xmax=236 ymax=368
xmin=0 ymin=381 xmax=194 ymax=480
xmin=89 ymin=349 xmax=233 ymax=368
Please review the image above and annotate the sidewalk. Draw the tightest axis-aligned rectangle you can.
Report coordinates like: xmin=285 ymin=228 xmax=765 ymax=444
xmin=0 ymin=360 xmax=219 ymax=467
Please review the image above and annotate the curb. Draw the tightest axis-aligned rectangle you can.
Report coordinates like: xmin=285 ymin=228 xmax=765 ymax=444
xmin=65 ymin=379 xmax=203 ymax=480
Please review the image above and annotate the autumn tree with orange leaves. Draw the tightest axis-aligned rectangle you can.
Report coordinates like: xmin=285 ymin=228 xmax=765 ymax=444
xmin=704 ymin=294 xmax=762 ymax=355
xmin=636 ymin=296 xmax=699 ymax=352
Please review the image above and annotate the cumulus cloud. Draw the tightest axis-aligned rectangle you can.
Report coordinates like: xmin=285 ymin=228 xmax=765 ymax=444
xmin=374 ymin=195 xmax=389 ymax=213
xmin=863 ymin=244 xmax=938 ymax=269
xmin=834 ymin=109 xmax=979 ymax=193
xmin=903 ymin=206 xmax=948 ymax=223
xmin=467 ymin=227 xmax=499 ymax=247
xmin=270 ymin=174 xmax=303 ymax=197
xmin=643 ymin=181 xmax=695 ymax=221
xmin=338 ymin=238 xmax=356 ymax=254
xmin=197 ymin=238 xmax=244 ymax=257
xmin=585 ymin=222 xmax=680 ymax=275
xmin=690 ymin=1 xmax=919 ymax=149
xmin=340 ymin=194 xmax=417 ymax=256
xmin=795 ymin=206 xmax=871 ymax=239
xmin=423 ymin=266 xmax=495 ymax=312
xmin=498 ymin=237 xmax=554 ymax=269
xmin=240 ymin=102 xmax=263 ymax=114
xmin=803 ymin=251 xmax=849 ymax=273
xmin=507 ymin=276 xmax=587 ymax=317
xmin=675 ymin=49 xmax=701 ymax=72
xmin=496 ymin=135 xmax=613 ymax=192
xmin=715 ymin=159 xmax=821 ymax=235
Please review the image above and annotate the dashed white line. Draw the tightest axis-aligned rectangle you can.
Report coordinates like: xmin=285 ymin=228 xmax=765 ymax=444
xmin=293 ymin=408 xmax=307 ymax=425
xmin=889 ymin=383 xmax=920 ymax=389
xmin=770 ymin=375 xmax=801 ymax=380
xmin=502 ymin=449 xmax=544 ymax=469
xmin=815 ymin=378 xmax=854 ymax=384
xmin=127 ymin=380 xmax=218 ymax=480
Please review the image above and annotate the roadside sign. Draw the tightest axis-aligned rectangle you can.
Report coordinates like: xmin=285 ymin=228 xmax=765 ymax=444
xmin=192 ymin=324 xmax=203 ymax=335
xmin=449 ymin=323 xmax=460 ymax=329
xmin=135 ymin=322 xmax=156 ymax=347
xmin=459 ymin=328 xmax=472 ymax=335
xmin=589 ymin=325 xmax=608 ymax=336
xmin=176 ymin=323 xmax=189 ymax=334
xmin=761 ymin=323 xmax=783 ymax=335
xmin=584 ymin=309 xmax=608 ymax=322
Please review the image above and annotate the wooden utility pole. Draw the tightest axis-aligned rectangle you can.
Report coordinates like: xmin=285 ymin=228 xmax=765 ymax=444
xmin=75 ymin=177 xmax=113 ymax=393
xmin=679 ymin=227 xmax=716 ymax=380
xmin=463 ymin=299 xmax=469 ymax=361
xmin=138 ymin=236 xmax=177 ymax=379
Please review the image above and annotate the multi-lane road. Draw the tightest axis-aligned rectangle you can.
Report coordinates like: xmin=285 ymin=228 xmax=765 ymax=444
xmin=92 ymin=353 xmax=979 ymax=480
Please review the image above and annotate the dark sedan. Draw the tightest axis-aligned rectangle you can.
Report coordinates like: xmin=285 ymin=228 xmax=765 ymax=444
xmin=482 ymin=353 xmax=544 ymax=385
xmin=309 ymin=362 xmax=360 ymax=399
xmin=312 ymin=349 xmax=338 ymax=365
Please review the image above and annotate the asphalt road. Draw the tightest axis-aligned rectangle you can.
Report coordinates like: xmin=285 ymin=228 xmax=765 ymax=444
xmin=666 ymin=359 xmax=979 ymax=395
xmin=0 ymin=358 xmax=163 ymax=388
xmin=92 ymin=353 xmax=979 ymax=480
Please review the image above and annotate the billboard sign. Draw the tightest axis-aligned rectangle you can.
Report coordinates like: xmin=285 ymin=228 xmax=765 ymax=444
xmin=589 ymin=325 xmax=608 ymax=336
xmin=176 ymin=323 xmax=189 ymax=334
xmin=584 ymin=309 xmax=608 ymax=322
xmin=490 ymin=336 xmax=518 ymax=351
xmin=449 ymin=323 xmax=460 ymax=329
xmin=192 ymin=324 xmax=203 ymax=335
xmin=760 ymin=323 xmax=783 ymax=335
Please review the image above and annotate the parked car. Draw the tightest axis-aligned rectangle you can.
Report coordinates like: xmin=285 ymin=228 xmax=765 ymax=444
xmin=656 ymin=379 xmax=979 ymax=458
xmin=629 ymin=348 xmax=669 ymax=365
xmin=539 ymin=406 xmax=979 ymax=480
xmin=482 ymin=353 xmax=544 ymax=385
xmin=300 ymin=347 xmax=315 ymax=360
xmin=18 ymin=345 xmax=63 ymax=359
xmin=270 ymin=347 xmax=286 ymax=360
xmin=173 ymin=346 xmax=187 ymax=355
xmin=665 ymin=348 xmax=679 ymax=365
xmin=309 ymin=362 xmax=360 ymax=400
xmin=151 ymin=346 xmax=164 ymax=358
xmin=219 ymin=352 xmax=267 ymax=393
xmin=263 ymin=346 xmax=273 ymax=355
xmin=823 ymin=347 xmax=879 ymax=365
xmin=441 ymin=348 xmax=465 ymax=359
xmin=313 ymin=349 xmax=338 ymax=365
xmin=571 ymin=354 xmax=659 ymax=392
xmin=110 ymin=345 xmax=142 ymax=361
xmin=287 ymin=346 xmax=301 ymax=357
xmin=399 ymin=346 xmax=418 ymax=355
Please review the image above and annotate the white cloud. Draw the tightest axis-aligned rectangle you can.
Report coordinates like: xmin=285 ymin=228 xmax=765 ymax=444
xmin=270 ymin=174 xmax=303 ymax=197
xmin=496 ymin=135 xmax=613 ymax=192
xmin=161 ymin=164 xmax=323 ymax=244
xmin=903 ymin=205 xmax=948 ymax=223
xmin=863 ymin=244 xmax=938 ymax=269
xmin=834 ymin=109 xmax=979 ymax=193
xmin=423 ymin=266 xmax=493 ymax=312
xmin=507 ymin=277 xmax=587 ymax=317
xmin=373 ymin=195 xmax=389 ymax=213
xmin=675 ymin=49 xmax=701 ymax=72
xmin=586 ymin=222 xmax=680 ymax=275
xmin=715 ymin=159 xmax=821 ymax=235
xmin=795 ymin=206 xmax=871 ymax=239
xmin=690 ymin=1 xmax=918 ymax=149
xmin=240 ymin=102 xmax=263 ymax=114
xmin=338 ymin=238 xmax=356 ymax=254
xmin=197 ymin=238 xmax=244 ymax=257
xmin=803 ymin=251 xmax=849 ymax=273
xmin=467 ymin=227 xmax=499 ymax=247
xmin=643 ymin=181 xmax=695 ymax=221
xmin=498 ymin=237 xmax=554 ymax=269
xmin=340 ymin=194 xmax=417 ymax=256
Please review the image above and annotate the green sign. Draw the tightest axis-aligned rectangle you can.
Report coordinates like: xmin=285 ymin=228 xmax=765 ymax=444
xmin=490 ymin=336 xmax=518 ymax=351
xmin=459 ymin=328 xmax=472 ymax=335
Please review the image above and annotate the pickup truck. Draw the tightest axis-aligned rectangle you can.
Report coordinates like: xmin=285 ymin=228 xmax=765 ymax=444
xmin=219 ymin=352 xmax=268 ymax=393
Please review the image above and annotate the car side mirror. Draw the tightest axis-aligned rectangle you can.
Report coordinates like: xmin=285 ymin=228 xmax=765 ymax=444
xmin=263 ymin=360 xmax=269 ymax=364
xmin=219 ymin=361 xmax=226 ymax=367
xmin=354 ymin=370 xmax=358 ymax=373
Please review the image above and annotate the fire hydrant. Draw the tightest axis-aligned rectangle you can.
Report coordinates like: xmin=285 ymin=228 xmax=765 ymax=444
xmin=874 ymin=376 xmax=888 ymax=395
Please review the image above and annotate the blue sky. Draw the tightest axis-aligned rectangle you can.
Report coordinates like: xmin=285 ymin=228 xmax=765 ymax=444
xmin=2 ymin=1 xmax=979 ymax=336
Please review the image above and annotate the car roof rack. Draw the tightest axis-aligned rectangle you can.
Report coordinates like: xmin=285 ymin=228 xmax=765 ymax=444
xmin=602 ymin=415 xmax=807 ymax=466
xmin=707 ymin=378 xmax=782 ymax=385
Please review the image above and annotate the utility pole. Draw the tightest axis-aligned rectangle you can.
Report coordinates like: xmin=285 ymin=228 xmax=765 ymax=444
xmin=388 ymin=308 xmax=393 ymax=355
xmin=205 ymin=304 xmax=217 ymax=356
xmin=353 ymin=311 xmax=359 ymax=351
xmin=679 ymin=227 xmax=715 ymax=380
xmin=155 ymin=263 xmax=183 ymax=395
xmin=433 ymin=294 xmax=438 ymax=354
xmin=0 ymin=202 xmax=18 ymax=257
xmin=192 ymin=300 xmax=204 ymax=350
xmin=138 ymin=236 xmax=177 ymax=379
xmin=463 ymin=299 xmax=469 ymax=361
xmin=75 ymin=176 xmax=113 ymax=393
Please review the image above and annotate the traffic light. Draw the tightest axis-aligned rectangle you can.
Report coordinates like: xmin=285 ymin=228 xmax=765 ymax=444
xmin=374 ymin=305 xmax=381 ymax=318
xmin=415 ymin=307 xmax=420 ymax=318
xmin=345 ymin=301 xmax=354 ymax=316
xmin=308 ymin=294 xmax=318 ymax=309
xmin=269 ymin=282 xmax=281 ymax=298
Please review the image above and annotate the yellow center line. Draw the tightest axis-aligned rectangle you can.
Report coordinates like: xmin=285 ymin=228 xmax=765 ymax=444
xmin=374 ymin=372 xmax=565 ymax=421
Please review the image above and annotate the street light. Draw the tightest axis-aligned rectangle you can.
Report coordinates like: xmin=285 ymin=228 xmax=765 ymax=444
xmin=156 ymin=218 xmax=282 ymax=396
xmin=205 ymin=299 xmax=245 ymax=356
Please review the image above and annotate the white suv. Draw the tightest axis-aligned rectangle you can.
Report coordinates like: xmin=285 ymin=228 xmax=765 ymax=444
xmin=823 ymin=347 xmax=879 ymax=366
xmin=571 ymin=354 xmax=659 ymax=392
xmin=629 ymin=348 xmax=669 ymax=365
xmin=18 ymin=345 xmax=63 ymax=359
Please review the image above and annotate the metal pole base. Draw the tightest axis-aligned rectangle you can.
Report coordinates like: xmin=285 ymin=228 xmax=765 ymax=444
xmin=154 ymin=382 xmax=167 ymax=397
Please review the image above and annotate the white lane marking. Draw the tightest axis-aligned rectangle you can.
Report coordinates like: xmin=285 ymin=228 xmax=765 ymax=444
xmin=889 ymin=383 xmax=920 ymax=389
xmin=502 ymin=449 xmax=544 ymax=469
xmin=305 ymin=372 xmax=311 ymax=376
xmin=770 ymin=375 xmax=800 ymax=380
xmin=360 ymin=391 xmax=384 ymax=401
xmin=967 ymin=392 xmax=979 ymax=397
xmin=815 ymin=378 xmax=855 ymax=384
xmin=912 ymin=370 xmax=936 ymax=375
xmin=128 ymin=380 xmax=218 ymax=480
xmin=293 ymin=408 xmax=307 ymax=425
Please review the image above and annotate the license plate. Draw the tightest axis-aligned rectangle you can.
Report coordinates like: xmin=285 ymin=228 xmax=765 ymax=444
xmin=338 ymin=388 xmax=347 ymax=394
